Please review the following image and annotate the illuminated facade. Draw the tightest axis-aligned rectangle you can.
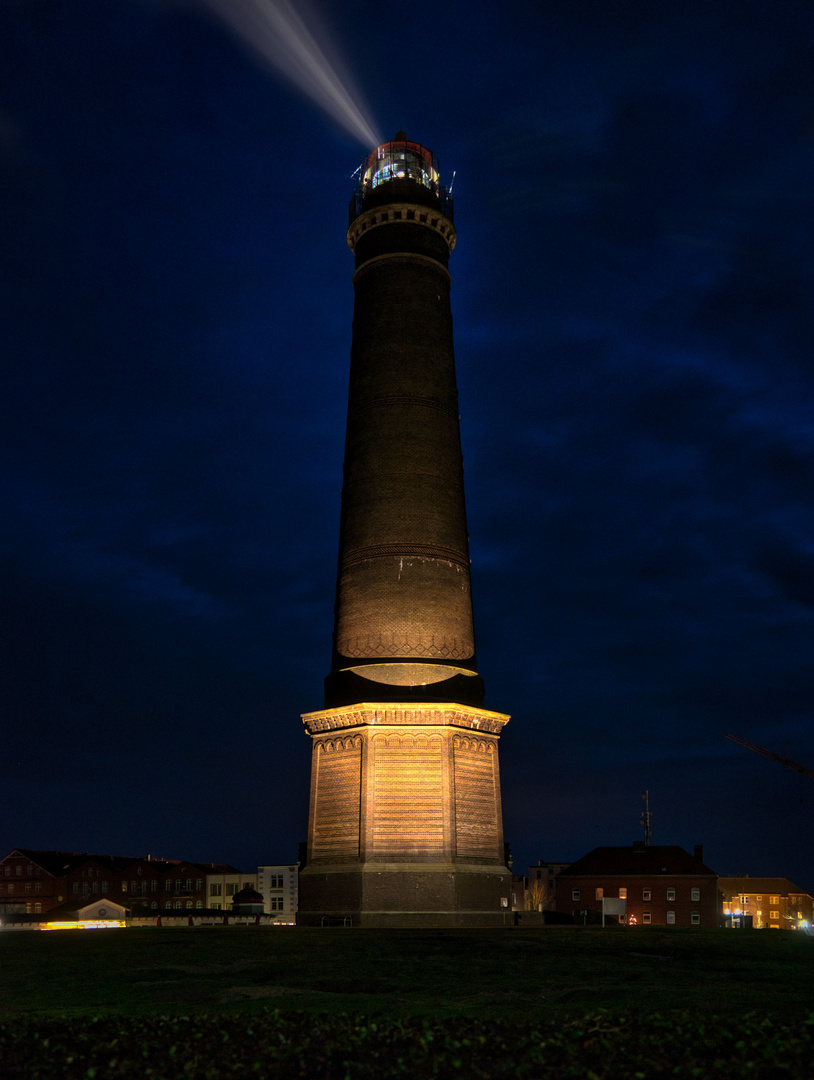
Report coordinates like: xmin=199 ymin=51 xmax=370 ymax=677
xmin=719 ymin=877 xmax=813 ymax=930
xmin=298 ymin=134 xmax=511 ymax=926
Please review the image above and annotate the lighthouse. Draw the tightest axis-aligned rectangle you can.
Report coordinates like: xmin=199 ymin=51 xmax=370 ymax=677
xmin=297 ymin=134 xmax=510 ymax=926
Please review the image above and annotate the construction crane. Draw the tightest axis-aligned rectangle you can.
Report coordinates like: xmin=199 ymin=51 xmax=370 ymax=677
xmin=724 ymin=733 xmax=814 ymax=781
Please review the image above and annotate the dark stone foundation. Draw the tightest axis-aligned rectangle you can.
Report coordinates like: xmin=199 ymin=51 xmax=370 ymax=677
xmin=297 ymin=863 xmax=512 ymax=927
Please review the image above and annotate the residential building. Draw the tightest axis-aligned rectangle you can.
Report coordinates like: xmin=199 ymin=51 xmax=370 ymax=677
xmin=528 ymin=860 xmax=570 ymax=910
xmin=719 ymin=877 xmax=813 ymax=930
xmin=206 ymin=869 xmax=258 ymax=910
xmin=554 ymin=844 xmax=719 ymax=927
xmin=258 ymin=864 xmax=298 ymax=919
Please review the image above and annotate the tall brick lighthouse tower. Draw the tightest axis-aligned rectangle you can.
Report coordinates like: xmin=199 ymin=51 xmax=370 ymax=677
xmin=298 ymin=134 xmax=510 ymax=927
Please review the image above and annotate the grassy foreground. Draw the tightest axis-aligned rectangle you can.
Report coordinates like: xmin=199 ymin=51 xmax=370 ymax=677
xmin=2 ymin=927 xmax=813 ymax=1077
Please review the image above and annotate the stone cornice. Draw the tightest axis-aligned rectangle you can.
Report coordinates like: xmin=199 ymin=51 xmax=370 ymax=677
xmin=302 ymin=703 xmax=510 ymax=736
xmin=347 ymin=202 xmax=456 ymax=253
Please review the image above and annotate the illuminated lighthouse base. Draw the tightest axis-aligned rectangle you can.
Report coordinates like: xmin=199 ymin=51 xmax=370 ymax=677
xmin=297 ymin=703 xmax=511 ymax=927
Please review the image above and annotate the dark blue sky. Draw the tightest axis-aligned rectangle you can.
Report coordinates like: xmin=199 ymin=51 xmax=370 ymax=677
xmin=2 ymin=0 xmax=814 ymax=891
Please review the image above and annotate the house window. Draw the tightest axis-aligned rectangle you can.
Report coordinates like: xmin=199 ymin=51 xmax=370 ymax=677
xmin=121 ymin=882 xmax=128 ymax=892
xmin=270 ymin=874 xmax=284 ymax=889
xmin=642 ymin=912 xmax=651 ymax=924
xmin=770 ymin=910 xmax=780 ymax=920
xmin=196 ymin=901 xmax=203 ymax=909
xmin=101 ymin=882 xmax=108 ymax=894
xmin=92 ymin=882 xmax=98 ymax=894
xmin=16 ymin=866 xmax=22 ymax=876
xmin=196 ymin=879 xmax=203 ymax=891
xmin=691 ymin=912 xmax=700 ymax=925
xmin=210 ymin=884 xmax=222 ymax=896
xmin=151 ymin=902 xmax=158 ymax=910
xmin=226 ymin=884 xmax=238 ymax=896
xmin=137 ymin=866 xmax=143 ymax=876
xmin=666 ymin=888 xmax=676 ymax=901
xmin=7 ymin=884 xmax=14 ymax=895
xmin=25 ymin=883 xmax=32 ymax=894
xmin=151 ymin=880 xmax=158 ymax=892
xmin=666 ymin=910 xmax=676 ymax=925
xmin=186 ymin=901 xmax=193 ymax=909
xmin=72 ymin=883 xmax=79 ymax=894
xmin=595 ymin=888 xmax=603 ymax=900
xmin=619 ymin=888 xmax=627 ymax=899
xmin=185 ymin=879 xmax=192 ymax=892
xmin=770 ymin=896 xmax=779 ymax=905
xmin=212 ymin=902 xmax=221 ymax=910
xmin=270 ymin=897 xmax=284 ymax=911
xmin=34 ymin=902 xmax=41 ymax=914
xmin=691 ymin=887 xmax=700 ymax=902
xmin=34 ymin=883 xmax=41 ymax=894
xmin=572 ymin=888 xmax=580 ymax=901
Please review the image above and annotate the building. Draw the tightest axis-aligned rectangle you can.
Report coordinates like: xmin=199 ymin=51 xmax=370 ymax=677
xmin=298 ymin=134 xmax=511 ymax=927
xmin=0 ymin=849 xmax=238 ymax=917
xmin=205 ymin=869 xmax=258 ymax=911
xmin=528 ymin=860 xmax=571 ymax=910
xmin=258 ymin=864 xmax=298 ymax=920
xmin=719 ymin=877 xmax=813 ymax=930
xmin=554 ymin=844 xmax=719 ymax=927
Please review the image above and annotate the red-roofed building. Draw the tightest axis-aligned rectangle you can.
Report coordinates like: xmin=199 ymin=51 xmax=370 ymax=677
xmin=554 ymin=843 xmax=719 ymax=927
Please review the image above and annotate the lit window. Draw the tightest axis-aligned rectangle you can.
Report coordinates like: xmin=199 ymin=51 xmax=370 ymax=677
xmin=667 ymin=888 xmax=676 ymax=901
xmin=691 ymin=912 xmax=700 ymax=925
xmin=25 ymin=903 xmax=32 ymax=914
xmin=121 ymin=882 xmax=128 ymax=892
xmin=210 ymin=884 xmax=222 ymax=896
xmin=619 ymin=888 xmax=627 ymax=899
xmin=666 ymin=910 xmax=676 ymax=925
xmin=572 ymin=889 xmax=580 ymax=901
xmin=642 ymin=912 xmax=651 ymax=924
xmin=34 ymin=902 xmax=41 ymax=914
xmin=691 ymin=887 xmax=700 ymax=902
xmin=642 ymin=889 xmax=651 ymax=901
xmin=595 ymin=888 xmax=604 ymax=901
xmin=186 ymin=901 xmax=193 ymax=909
xmin=770 ymin=910 xmax=780 ymax=919
xmin=196 ymin=901 xmax=203 ymax=909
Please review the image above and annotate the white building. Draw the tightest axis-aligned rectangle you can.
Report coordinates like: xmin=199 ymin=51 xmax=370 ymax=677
xmin=258 ymin=864 xmax=298 ymax=921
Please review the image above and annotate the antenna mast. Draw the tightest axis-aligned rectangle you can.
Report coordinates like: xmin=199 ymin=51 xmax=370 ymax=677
xmin=640 ymin=790 xmax=652 ymax=846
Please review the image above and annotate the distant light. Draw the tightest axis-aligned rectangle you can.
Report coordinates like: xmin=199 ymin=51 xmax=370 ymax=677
xmin=41 ymin=920 xmax=125 ymax=931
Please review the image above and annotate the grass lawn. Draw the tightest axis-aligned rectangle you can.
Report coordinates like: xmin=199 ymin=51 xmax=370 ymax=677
xmin=2 ymin=925 xmax=812 ymax=1020
xmin=2 ymin=927 xmax=813 ymax=1077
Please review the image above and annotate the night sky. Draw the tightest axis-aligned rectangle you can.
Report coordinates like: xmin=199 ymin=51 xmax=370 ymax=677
xmin=3 ymin=0 xmax=814 ymax=892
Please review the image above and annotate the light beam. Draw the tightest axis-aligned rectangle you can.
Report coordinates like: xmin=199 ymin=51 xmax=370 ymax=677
xmin=199 ymin=0 xmax=381 ymax=147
